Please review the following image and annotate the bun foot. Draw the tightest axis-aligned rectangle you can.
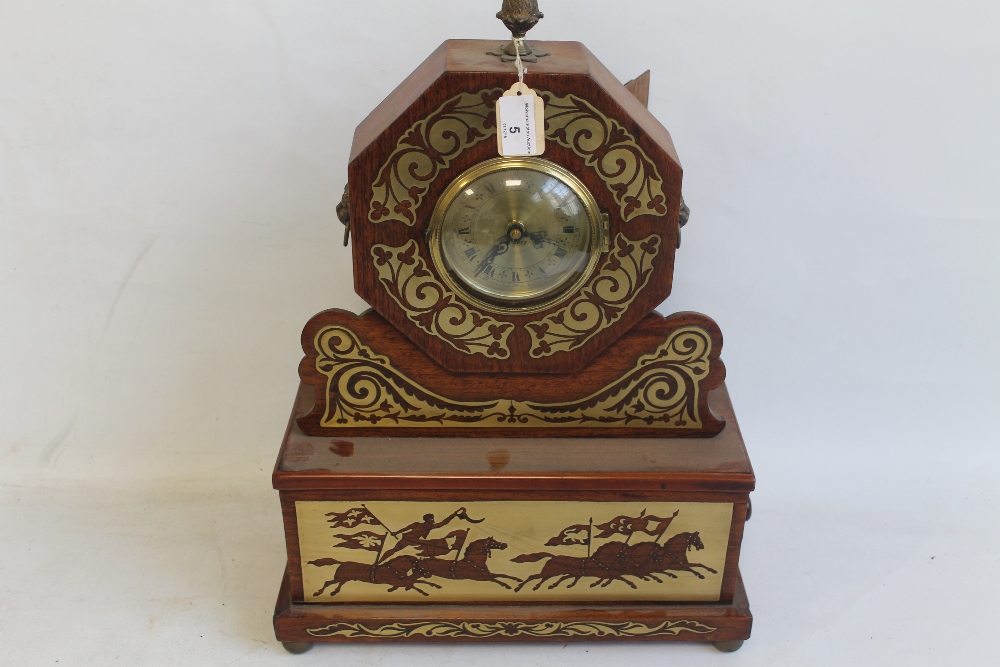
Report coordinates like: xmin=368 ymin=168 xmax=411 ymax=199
xmin=713 ymin=640 xmax=744 ymax=653
xmin=282 ymin=642 xmax=313 ymax=654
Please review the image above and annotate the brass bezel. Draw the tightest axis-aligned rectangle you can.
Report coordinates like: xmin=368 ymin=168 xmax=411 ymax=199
xmin=428 ymin=157 xmax=605 ymax=315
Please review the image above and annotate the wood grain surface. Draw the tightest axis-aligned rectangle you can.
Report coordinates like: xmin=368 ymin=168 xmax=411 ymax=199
xmin=624 ymin=70 xmax=651 ymax=107
xmin=272 ymin=376 xmax=753 ymax=606
xmin=347 ymin=40 xmax=684 ymax=374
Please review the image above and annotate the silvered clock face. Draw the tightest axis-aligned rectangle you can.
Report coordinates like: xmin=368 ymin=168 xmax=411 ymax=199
xmin=429 ymin=157 xmax=603 ymax=313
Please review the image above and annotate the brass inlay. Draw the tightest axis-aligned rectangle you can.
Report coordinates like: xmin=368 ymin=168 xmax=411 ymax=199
xmin=297 ymin=501 xmax=733 ymax=603
xmin=526 ymin=233 xmax=660 ymax=357
xmin=307 ymin=619 xmax=717 ymax=639
xmin=368 ymin=89 xmax=504 ymax=226
xmin=372 ymin=240 xmax=513 ymax=358
xmin=542 ymin=92 xmax=669 ymax=222
xmin=368 ymin=89 xmax=669 ymax=228
xmin=313 ymin=322 xmax=712 ymax=428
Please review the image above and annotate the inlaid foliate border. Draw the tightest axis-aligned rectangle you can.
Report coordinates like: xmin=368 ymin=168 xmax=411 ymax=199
xmin=542 ymin=92 xmax=669 ymax=222
xmin=368 ymin=89 xmax=504 ymax=226
xmin=307 ymin=619 xmax=716 ymax=639
xmin=312 ymin=323 xmax=712 ymax=429
xmin=526 ymin=233 xmax=660 ymax=357
xmin=371 ymin=240 xmax=513 ymax=359
xmin=367 ymin=88 xmax=672 ymax=228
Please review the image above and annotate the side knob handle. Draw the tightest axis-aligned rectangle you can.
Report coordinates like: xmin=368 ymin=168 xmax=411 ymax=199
xmin=336 ymin=184 xmax=351 ymax=246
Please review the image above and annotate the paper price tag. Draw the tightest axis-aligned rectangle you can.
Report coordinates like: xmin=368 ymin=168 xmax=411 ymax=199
xmin=496 ymin=83 xmax=545 ymax=157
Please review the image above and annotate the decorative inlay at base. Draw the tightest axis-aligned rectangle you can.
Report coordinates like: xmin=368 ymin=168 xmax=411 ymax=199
xmin=527 ymin=233 xmax=660 ymax=357
xmin=312 ymin=322 xmax=712 ymax=429
xmin=372 ymin=240 xmax=513 ymax=359
xmin=307 ymin=619 xmax=717 ymax=639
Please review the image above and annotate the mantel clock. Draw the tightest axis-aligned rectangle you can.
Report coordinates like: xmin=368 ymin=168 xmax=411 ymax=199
xmin=272 ymin=1 xmax=754 ymax=654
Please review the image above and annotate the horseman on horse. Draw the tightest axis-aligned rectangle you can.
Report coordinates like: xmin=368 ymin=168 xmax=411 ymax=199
xmin=378 ymin=507 xmax=482 ymax=562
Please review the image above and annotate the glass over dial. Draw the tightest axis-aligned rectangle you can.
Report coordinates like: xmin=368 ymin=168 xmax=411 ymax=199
xmin=430 ymin=158 xmax=602 ymax=312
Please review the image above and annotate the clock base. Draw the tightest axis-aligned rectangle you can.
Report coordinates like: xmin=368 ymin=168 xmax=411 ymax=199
xmin=273 ymin=566 xmax=751 ymax=647
xmin=271 ymin=379 xmax=754 ymax=649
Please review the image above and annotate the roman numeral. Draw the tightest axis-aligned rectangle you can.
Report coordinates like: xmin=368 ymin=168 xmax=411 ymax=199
xmin=464 ymin=248 xmax=477 ymax=259
xmin=511 ymin=272 xmax=521 ymax=282
xmin=554 ymin=247 xmax=567 ymax=259
xmin=458 ymin=227 xmax=470 ymax=235
xmin=563 ymin=225 xmax=576 ymax=234
xmin=483 ymin=265 xmax=495 ymax=278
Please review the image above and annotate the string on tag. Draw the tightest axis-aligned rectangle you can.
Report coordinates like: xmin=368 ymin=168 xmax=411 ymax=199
xmin=495 ymin=35 xmax=545 ymax=157
xmin=513 ymin=37 xmax=527 ymax=90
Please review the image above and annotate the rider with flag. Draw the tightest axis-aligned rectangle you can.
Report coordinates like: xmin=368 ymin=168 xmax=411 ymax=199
xmin=378 ymin=507 xmax=482 ymax=562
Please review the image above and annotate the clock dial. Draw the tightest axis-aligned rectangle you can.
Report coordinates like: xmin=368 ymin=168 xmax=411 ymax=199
xmin=430 ymin=158 xmax=603 ymax=312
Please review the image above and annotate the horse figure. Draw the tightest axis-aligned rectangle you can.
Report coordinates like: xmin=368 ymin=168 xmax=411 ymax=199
xmin=308 ymin=555 xmax=441 ymax=597
xmin=413 ymin=537 xmax=522 ymax=589
xmin=655 ymin=531 xmax=718 ymax=579
xmin=600 ymin=541 xmax=678 ymax=585
xmin=513 ymin=533 xmax=718 ymax=591
xmin=512 ymin=541 xmax=636 ymax=591
xmin=573 ymin=541 xmax=686 ymax=588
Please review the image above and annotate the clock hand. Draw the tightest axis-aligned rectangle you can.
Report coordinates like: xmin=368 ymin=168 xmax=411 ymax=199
xmin=526 ymin=230 xmax=558 ymax=249
xmin=473 ymin=235 xmax=510 ymax=277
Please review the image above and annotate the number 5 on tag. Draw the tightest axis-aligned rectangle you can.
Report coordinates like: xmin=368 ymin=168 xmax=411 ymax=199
xmin=496 ymin=83 xmax=545 ymax=157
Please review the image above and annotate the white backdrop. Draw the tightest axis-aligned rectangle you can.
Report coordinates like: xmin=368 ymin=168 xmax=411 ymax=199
xmin=2 ymin=1 xmax=998 ymax=664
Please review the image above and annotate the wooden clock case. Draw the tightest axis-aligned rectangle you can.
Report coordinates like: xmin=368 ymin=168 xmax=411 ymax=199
xmin=348 ymin=40 xmax=683 ymax=374
xmin=272 ymin=39 xmax=754 ymax=653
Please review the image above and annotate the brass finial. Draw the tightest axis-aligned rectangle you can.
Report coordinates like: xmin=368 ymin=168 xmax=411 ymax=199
xmin=496 ymin=0 xmax=543 ymax=40
xmin=489 ymin=0 xmax=549 ymax=62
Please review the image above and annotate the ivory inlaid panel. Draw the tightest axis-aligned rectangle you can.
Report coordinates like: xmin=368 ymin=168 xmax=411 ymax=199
xmin=296 ymin=501 xmax=732 ymax=603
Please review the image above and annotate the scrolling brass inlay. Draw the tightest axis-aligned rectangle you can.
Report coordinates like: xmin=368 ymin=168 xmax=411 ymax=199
xmin=369 ymin=89 xmax=504 ymax=226
xmin=307 ymin=619 xmax=716 ymax=639
xmin=372 ymin=240 xmax=513 ymax=358
xmin=313 ymin=323 xmax=712 ymax=428
xmin=368 ymin=88 xmax=670 ymax=228
xmin=542 ymin=92 xmax=669 ymax=222
xmin=526 ymin=233 xmax=660 ymax=357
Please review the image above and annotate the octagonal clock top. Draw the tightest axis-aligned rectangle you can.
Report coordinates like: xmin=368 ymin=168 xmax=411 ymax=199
xmin=345 ymin=39 xmax=686 ymax=374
